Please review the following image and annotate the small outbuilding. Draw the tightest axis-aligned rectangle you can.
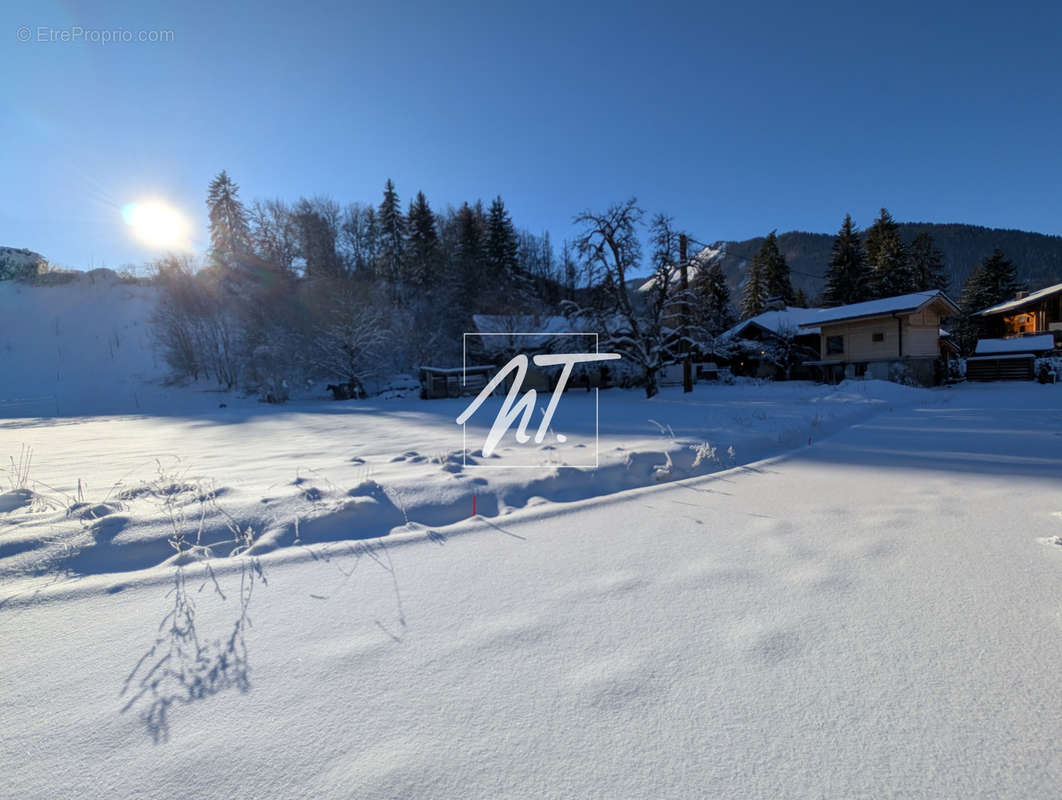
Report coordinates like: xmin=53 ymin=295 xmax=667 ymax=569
xmin=418 ymin=365 xmax=499 ymax=399
xmin=965 ymin=334 xmax=1056 ymax=382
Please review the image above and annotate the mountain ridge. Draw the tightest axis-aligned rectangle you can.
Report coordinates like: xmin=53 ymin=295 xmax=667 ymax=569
xmin=713 ymin=222 xmax=1062 ymax=300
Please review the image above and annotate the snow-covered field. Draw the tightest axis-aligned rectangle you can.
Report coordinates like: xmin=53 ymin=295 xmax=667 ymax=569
xmin=2 ymin=381 xmax=1062 ymax=798
xmin=0 ymin=379 xmax=924 ymax=590
xmin=3 ymin=278 xmax=1062 ymax=797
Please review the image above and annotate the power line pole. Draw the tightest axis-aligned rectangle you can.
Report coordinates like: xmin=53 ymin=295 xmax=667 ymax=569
xmin=680 ymin=233 xmax=693 ymax=393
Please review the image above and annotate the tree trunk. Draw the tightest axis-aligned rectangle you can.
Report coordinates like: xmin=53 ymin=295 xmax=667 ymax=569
xmin=644 ymin=367 xmax=659 ymax=399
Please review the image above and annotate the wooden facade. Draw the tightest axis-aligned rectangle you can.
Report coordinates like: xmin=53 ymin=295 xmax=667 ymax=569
xmin=799 ymin=292 xmax=959 ymax=386
xmin=815 ymin=307 xmax=943 ymax=364
xmin=976 ymin=283 xmax=1062 ymax=343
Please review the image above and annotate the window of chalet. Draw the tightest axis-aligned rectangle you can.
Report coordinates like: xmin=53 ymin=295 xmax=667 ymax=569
xmin=872 ymin=332 xmax=884 ymax=343
xmin=826 ymin=335 xmax=844 ymax=355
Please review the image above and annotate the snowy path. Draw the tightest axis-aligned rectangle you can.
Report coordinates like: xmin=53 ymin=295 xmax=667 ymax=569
xmin=3 ymin=383 xmax=1062 ymax=798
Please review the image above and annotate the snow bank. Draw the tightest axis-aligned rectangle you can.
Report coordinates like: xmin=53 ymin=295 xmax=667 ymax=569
xmin=0 ymin=378 xmax=930 ymax=587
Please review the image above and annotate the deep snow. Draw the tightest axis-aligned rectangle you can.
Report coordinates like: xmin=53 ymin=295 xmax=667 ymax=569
xmin=1 ymin=381 xmax=1061 ymax=798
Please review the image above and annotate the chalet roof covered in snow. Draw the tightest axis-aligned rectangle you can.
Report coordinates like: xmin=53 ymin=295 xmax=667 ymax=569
xmin=975 ymin=282 xmax=1062 ymax=316
xmin=719 ymin=307 xmax=824 ymax=341
xmin=797 ymin=291 xmax=959 ymax=328
xmin=974 ymin=334 xmax=1055 ymax=355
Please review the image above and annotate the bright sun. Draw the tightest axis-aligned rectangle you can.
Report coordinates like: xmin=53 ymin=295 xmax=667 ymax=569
xmin=121 ymin=200 xmax=190 ymax=250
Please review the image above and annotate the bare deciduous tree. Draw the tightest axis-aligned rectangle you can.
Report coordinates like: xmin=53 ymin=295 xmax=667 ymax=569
xmin=567 ymin=200 xmax=693 ymax=398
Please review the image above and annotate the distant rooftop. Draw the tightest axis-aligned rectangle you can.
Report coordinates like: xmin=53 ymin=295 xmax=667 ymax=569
xmin=720 ymin=307 xmax=823 ymax=341
xmin=975 ymin=282 xmax=1062 ymax=317
xmin=974 ymin=334 xmax=1055 ymax=355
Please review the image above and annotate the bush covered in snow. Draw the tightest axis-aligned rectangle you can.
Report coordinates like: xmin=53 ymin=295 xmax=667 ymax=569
xmin=1035 ymin=356 xmax=1062 ymax=383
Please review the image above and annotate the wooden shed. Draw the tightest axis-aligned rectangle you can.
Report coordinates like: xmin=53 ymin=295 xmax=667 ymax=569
xmin=418 ymin=366 xmax=499 ymax=399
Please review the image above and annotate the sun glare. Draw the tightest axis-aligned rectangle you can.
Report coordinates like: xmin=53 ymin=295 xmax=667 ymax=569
xmin=121 ymin=200 xmax=190 ymax=250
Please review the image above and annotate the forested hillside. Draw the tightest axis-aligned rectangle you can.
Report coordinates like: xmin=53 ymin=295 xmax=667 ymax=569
xmin=719 ymin=223 xmax=1062 ymax=300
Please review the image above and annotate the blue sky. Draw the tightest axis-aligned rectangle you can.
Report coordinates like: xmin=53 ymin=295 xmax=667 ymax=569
xmin=4 ymin=0 xmax=1061 ymax=270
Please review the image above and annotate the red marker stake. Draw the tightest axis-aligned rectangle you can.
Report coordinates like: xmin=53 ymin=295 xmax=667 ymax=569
xmin=472 ymin=494 xmax=476 ymax=517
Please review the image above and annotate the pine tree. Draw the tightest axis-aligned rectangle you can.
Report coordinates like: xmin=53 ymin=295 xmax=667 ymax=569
xmin=406 ymin=191 xmax=440 ymax=288
xmin=954 ymin=265 xmax=991 ymax=354
xmin=206 ymin=171 xmax=251 ymax=269
xmin=377 ymin=179 xmax=406 ymax=287
xmin=876 ymin=236 xmax=916 ymax=297
xmin=824 ymin=214 xmax=870 ymax=305
xmin=978 ymin=247 xmax=1022 ymax=306
xmin=864 ymin=208 xmax=914 ymax=298
xmin=959 ymin=265 xmax=993 ymax=314
xmin=909 ymin=232 xmax=949 ymax=292
xmin=953 ymin=249 xmax=1022 ymax=354
xmin=863 ymin=208 xmax=895 ymax=270
xmin=741 ymin=257 xmax=767 ymax=318
xmin=453 ymin=202 xmax=486 ymax=315
xmin=759 ymin=231 xmax=794 ymax=304
xmin=793 ymin=287 xmax=809 ymax=308
xmin=361 ymin=206 xmax=380 ymax=274
xmin=486 ymin=196 xmax=519 ymax=278
xmin=693 ymin=259 xmax=734 ymax=334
